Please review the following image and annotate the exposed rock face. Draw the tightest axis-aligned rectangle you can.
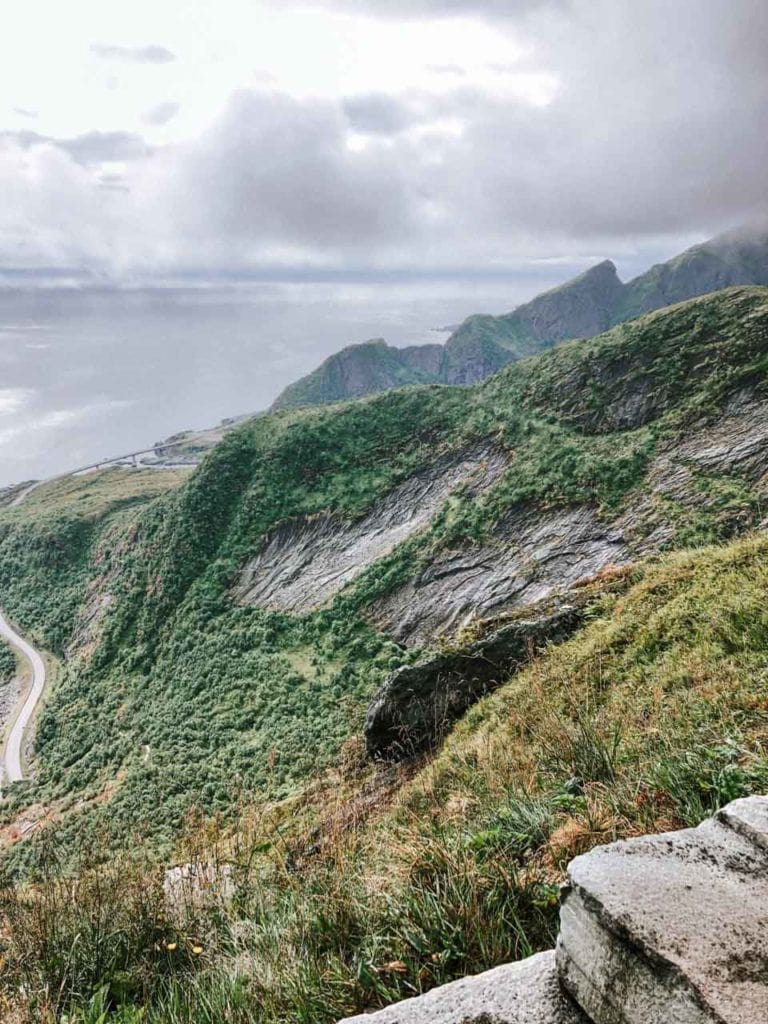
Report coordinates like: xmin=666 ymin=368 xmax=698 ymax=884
xmin=233 ymin=445 xmax=509 ymax=612
xmin=557 ymin=796 xmax=768 ymax=1024
xmin=338 ymin=797 xmax=768 ymax=1024
xmin=236 ymin=385 xmax=768 ymax=655
xmin=370 ymin=392 xmax=768 ymax=646
xmin=370 ymin=507 xmax=630 ymax=647
xmin=364 ymin=605 xmax=584 ymax=760
xmin=238 ymin=387 xmax=768 ymax=647
xmin=511 ymin=260 xmax=624 ymax=345
xmin=338 ymin=952 xmax=589 ymax=1024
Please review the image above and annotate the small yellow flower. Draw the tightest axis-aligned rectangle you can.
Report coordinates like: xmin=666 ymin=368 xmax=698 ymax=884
xmin=166 ymin=942 xmax=178 ymax=952
xmin=192 ymin=944 xmax=203 ymax=955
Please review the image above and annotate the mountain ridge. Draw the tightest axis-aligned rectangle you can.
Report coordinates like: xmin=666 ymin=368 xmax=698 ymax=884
xmin=271 ymin=227 xmax=768 ymax=410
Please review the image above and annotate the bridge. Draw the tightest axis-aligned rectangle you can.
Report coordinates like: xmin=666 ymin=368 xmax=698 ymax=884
xmin=9 ymin=441 xmax=196 ymax=507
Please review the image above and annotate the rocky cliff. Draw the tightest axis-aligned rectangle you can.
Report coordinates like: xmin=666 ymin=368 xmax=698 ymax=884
xmin=272 ymin=227 xmax=768 ymax=410
xmin=249 ymin=290 xmax=768 ymax=650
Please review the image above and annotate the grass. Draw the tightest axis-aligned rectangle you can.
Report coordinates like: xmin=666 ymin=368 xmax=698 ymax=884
xmin=3 ymin=528 xmax=768 ymax=1021
xmin=10 ymin=468 xmax=188 ymax=521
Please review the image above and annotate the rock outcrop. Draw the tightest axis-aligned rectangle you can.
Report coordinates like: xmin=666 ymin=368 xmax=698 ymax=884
xmin=240 ymin=382 xmax=768 ymax=648
xmin=557 ymin=797 xmax=768 ymax=1024
xmin=339 ymin=796 xmax=768 ymax=1024
xmin=232 ymin=445 xmax=509 ymax=613
xmin=370 ymin=506 xmax=630 ymax=647
xmin=364 ymin=605 xmax=584 ymax=760
xmin=340 ymin=952 xmax=589 ymax=1024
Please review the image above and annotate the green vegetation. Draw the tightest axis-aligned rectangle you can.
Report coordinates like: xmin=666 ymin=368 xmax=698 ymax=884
xmin=0 ymin=288 xmax=765 ymax=871
xmin=272 ymin=338 xmax=444 ymax=410
xmin=0 ymin=469 xmax=187 ymax=654
xmin=0 ymin=639 xmax=16 ymax=683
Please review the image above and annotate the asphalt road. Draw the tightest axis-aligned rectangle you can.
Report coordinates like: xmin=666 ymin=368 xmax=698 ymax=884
xmin=0 ymin=609 xmax=46 ymax=783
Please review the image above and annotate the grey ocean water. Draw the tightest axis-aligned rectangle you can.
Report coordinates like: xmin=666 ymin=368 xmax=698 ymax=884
xmin=0 ymin=277 xmax=556 ymax=488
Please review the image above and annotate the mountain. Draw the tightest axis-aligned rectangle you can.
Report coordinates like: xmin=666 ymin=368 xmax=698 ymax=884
xmin=271 ymin=227 xmax=768 ymax=410
xmin=2 ymin=285 xmax=768 ymax=1021
xmin=271 ymin=337 xmax=444 ymax=409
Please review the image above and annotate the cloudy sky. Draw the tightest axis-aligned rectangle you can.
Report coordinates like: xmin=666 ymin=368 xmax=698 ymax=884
xmin=1 ymin=0 xmax=766 ymax=287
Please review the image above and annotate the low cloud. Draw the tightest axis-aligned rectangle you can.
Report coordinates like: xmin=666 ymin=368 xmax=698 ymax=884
xmin=90 ymin=43 xmax=176 ymax=64
xmin=308 ymin=0 xmax=565 ymax=17
xmin=342 ymin=94 xmax=412 ymax=135
xmin=0 ymin=130 xmax=148 ymax=165
xmin=0 ymin=0 xmax=766 ymax=283
xmin=142 ymin=102 xmax=181 ymax=126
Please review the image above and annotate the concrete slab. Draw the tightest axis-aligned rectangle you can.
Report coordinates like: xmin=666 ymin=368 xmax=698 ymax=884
xmin=339 ymin=951 xmax=589 ymax=1024
xmin=557 ymin=798 xmax=768 ymax=1024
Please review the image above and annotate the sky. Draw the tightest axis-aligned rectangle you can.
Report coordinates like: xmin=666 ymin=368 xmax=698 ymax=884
xmin=1 ymin=0 xmax=766 ymax=287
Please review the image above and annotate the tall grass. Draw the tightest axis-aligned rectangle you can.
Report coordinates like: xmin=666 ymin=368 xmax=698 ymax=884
xmin=4 ymin=532 xmax=768 ymax=1021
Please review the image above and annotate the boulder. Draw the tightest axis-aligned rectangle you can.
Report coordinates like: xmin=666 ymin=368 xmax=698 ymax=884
xmin=364 ymin=606 xmax=583 ymax=761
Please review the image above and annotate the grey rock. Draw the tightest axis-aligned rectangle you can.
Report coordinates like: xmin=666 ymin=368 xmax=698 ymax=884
xmin=676 ymin=398 xmax=768 ymax=478
xmin=557 ymin=796 xmax=768 ymax=1024
xmin=716 ymin=796 xmax=768 ymax=853
xmin=233 ymin=445 xmax=508 ymax=613
xmin=371 ymin=506 xmax=630 ymax=647
xmin=364 ymin=606 xmax=583 ymax=761
xmin=338 ymin=951 xmax=589 ymax=1024
xmin=237 ymin=390 xmax=768 ymax=655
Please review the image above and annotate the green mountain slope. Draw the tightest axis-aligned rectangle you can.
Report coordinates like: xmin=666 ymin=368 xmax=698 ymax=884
xmin=0 ymin=286 xmax=766 ymax=866
xmin=271 ymin=228 xmax=768 ymax=410
xmin=271 ymin=338 xmax=445 ymax=409
xmin=1 ymin=287 xmax=768 ymax=1022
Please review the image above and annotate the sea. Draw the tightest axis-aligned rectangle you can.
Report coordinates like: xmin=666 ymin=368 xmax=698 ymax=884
xmin=0 ymin=274 xmax=564 ymax=488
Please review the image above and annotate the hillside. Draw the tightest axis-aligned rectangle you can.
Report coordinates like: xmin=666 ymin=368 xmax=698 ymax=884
xmin=271 ymin=338 xmax=444 ymax=409
xmin=1 ymin=286 xmax=768 ymax=1020
xmin=272 ymin=227 xmax=768 ymax=411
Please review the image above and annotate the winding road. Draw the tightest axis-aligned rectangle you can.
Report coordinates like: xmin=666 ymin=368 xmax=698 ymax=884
xmin=0 ymin=609 xmax=46 ymax=783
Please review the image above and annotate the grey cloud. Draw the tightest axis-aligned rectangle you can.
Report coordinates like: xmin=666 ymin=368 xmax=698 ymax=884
xmin=310 ymin=0 xmax=567 ymax=18
xmin=13 ymin=107 xmax=38 ymax=119
xmin=90 ymin=43 xmax=176 ymax=64
xmin=342 ymin=94 xmax=412 ymax=135
xmin=59 ymin=131 xmax=149 ymax=165
xmin=0 ymin=130 xmax=148 ymax=165
xmin=164 ymin=90 xmax=417 ymax=254
xmin=1 ymin=0 xmax=767 ymax=281
xmin=442 ymin=0 xmax=768 ymax=241
xmin=142 ymin=102 xmax=181 ymax=126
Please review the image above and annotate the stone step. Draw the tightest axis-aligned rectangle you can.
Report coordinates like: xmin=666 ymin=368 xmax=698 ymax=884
xmin=338 ymin=950 xmax=589 ymax=1024
xmin=557 ymin=796 xmax=768 ymax=1024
